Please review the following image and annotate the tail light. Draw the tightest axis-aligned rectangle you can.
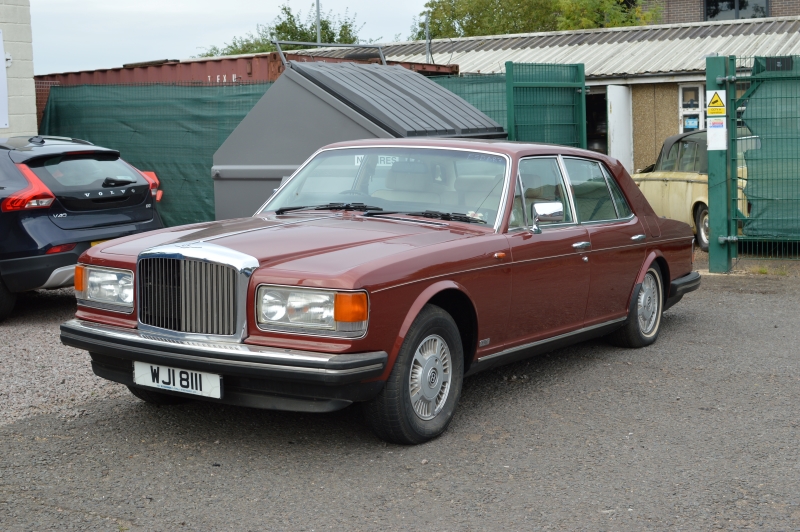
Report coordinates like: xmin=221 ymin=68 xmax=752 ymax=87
xmin=138 ymin=170 xmax=163 ymax=202
xmin=1 ymin=164 xmax=56 ymax=212
xmin=46 ymin=243 xmax=77 ymax=254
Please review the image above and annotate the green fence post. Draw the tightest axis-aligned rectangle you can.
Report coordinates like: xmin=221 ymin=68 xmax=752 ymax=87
xmin=706 ymin=56 xmax=733 ymax=272
xmin=505 ymin=61 xmax=515 ymax=141
xmin=577 ymin=63 xmax=587 ymax=149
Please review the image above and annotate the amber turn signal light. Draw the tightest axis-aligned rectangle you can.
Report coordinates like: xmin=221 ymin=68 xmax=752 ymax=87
xmin=334 ymin=292 xmax=368 ymax=323
xmin=74 ymin=265 xmax=86 ymax=292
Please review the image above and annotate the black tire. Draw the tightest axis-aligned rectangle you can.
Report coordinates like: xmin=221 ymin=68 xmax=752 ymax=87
xmin=695 ymin=203 xmax=709 ymax=252
xmin=0 ymin=278 xmax=16 ymax=323
xmin=608 ymin=263 xmax=664 ymax=348
xmin=364 ymin=304 xmax=464 ymax=445
xmin=127 ymin=386 xmax=191 ymax=405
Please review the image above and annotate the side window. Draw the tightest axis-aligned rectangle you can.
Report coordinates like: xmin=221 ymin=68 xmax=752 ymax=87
xmin=601 ymin=164 xmax=633 ymax=218
xmin=562 ymin=158 xmax=617 ymax=222
xmin=677 ymin=141 xmax=698 ymax=172
xmin=518 ymin=157 xmax=573 ymax=225
xmin=659 ymin=142 xmax=680 ymax=172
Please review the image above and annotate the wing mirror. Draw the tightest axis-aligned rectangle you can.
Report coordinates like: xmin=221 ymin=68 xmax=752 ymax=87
xmin=530 ymin=201 xmax=564 ymax=234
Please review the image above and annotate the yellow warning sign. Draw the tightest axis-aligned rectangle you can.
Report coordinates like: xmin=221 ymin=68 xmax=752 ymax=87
xmin=707 ymin=91 xmax=726 ymax=115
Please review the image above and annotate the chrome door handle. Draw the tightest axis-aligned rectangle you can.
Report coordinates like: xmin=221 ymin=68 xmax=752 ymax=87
xmin=572 ymin=241 xmax=591 ymax=249
xmin=631 ymin=234 xmax=646 ymax=241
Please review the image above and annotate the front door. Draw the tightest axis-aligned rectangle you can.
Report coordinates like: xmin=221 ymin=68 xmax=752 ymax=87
xmin=505 ymin=156 xmax=591 ymax=346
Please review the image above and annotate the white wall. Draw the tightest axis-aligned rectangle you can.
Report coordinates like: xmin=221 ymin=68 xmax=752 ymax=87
xmin=607 ymin=85 xmax=633 ymax=174
xmin=0 ymin=0 xmax=36 ymax=137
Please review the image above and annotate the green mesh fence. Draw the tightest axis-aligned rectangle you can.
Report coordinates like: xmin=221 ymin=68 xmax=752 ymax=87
xmin=730 ymin=55 xmax=800 ymax=259
xmin=431 ymin=74 xmax=508 ymax=129
xmin=431 ymin=62 xmax=587 ymax=148
xmin=40 ymin=83 xmax=272 ymax=227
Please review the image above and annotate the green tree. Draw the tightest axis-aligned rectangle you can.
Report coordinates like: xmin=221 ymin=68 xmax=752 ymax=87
xmin=411 ymin=0 xmax=660 ymax=39
xmin=198 ymin=4 xmax=363 ymax=57
xmin=557 ymin=0 xmax=660 ymax=29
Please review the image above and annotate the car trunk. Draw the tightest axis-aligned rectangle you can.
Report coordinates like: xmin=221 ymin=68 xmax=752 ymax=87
xmin=25 ymin=152 xmax=155 ymax=230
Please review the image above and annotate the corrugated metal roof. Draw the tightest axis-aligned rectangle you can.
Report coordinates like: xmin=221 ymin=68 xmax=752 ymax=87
xmin=297 ymin=16 xmax=800 ymax=78
xmin=290 ymin=61 xmax=505 ymax=137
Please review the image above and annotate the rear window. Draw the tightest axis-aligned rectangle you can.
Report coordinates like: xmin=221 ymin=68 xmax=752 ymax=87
xmin=26 ymin=154 xmax=145 ymax=191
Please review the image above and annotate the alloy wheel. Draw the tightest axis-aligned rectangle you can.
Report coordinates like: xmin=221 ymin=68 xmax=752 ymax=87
xmin=408 ymin=334 xmax=452 ymax=420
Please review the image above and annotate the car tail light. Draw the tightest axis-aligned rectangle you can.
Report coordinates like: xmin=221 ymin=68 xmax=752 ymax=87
xmin=46 ymin=243 xmax=77 ymax=254
xmin=139 ymin=170 xmax=162 ymax=202
xmin=1 ymin=164 xmax=56 ymax=212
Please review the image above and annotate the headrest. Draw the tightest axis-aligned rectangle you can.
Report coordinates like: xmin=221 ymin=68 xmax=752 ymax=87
xmin=525 ymin=185 xmax=558 ymax=200
xmin=386 ymin=168 xmax=433 ymax=192
xmin=455 ymin=174 xmax=502 ymax=193
xmin=391 ymin=161 xmax=428 ymax=174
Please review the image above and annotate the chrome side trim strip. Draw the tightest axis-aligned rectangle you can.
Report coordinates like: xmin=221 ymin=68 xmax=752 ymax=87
xmin=479 ymin=316 xmax=628 ymax=362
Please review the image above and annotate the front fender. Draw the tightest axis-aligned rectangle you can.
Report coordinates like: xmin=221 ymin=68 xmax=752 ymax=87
xmin=378 ymin=280 xmax=474 ymax=381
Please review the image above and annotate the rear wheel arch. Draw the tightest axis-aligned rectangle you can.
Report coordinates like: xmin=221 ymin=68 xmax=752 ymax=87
xmin=635 ymin=251 xmax=670 ymax=305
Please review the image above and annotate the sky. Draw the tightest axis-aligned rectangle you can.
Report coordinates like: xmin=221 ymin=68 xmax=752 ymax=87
xmin=30 ymin=0 xmax=428 ymax=75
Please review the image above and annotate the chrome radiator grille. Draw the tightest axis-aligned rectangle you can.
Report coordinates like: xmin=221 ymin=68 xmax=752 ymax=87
xmin=139 ymin=258 xmax=237 ymax=335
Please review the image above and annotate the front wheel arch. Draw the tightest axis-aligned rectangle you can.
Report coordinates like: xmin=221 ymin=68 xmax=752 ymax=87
xmin=388 ymin=282 xmax=478 ymax=378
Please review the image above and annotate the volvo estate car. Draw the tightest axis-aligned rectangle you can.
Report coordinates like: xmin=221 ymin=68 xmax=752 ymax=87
xmin=0 ymin=136 xmax=163 ymax=321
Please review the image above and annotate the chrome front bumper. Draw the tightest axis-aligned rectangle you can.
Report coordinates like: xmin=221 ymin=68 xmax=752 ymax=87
xmin=60 ymin=319 xmax=387 ymax=385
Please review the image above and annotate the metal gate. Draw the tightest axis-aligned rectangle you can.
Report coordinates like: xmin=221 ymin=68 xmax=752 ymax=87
xmin=707 ymin=55 xmax=800 ymax=272
xmin=431 ymin=62 xmax=587 ymax=149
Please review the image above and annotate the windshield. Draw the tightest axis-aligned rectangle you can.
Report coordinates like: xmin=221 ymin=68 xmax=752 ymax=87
xmin=261 ymin=147 xmax=509 ymax=226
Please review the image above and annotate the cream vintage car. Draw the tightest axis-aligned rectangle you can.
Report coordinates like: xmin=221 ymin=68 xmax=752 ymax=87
xmin=632 ymin=130 xmax=750 ymax=251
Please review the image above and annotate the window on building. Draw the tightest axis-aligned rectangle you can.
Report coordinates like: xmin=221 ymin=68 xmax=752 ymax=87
xmin=679 ymin=84 xmax=705 ymax=133
xmin=706 ymin=0 xmax=769 ymax=21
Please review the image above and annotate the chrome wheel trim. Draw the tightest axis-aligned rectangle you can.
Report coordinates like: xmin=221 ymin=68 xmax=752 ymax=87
xmin=637 ymin=272 xmax=660 ymax=336
xmin=699 ymin=210 xmax=709 ymax=245
xmin=409 ymin=334 xmax=452 ymax=421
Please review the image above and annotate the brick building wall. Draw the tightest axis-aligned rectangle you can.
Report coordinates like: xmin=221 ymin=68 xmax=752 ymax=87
xmin=0 ymin=0 xmax=36 ymax=136
xmin=646 ymin=0 xmax=800 ymax=23
xmin=771 ymin=0 xmax=800 ymax=17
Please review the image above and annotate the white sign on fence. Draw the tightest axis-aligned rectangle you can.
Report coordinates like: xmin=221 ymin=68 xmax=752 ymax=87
xmin=707 ymin=116 xmax=727 ymax=151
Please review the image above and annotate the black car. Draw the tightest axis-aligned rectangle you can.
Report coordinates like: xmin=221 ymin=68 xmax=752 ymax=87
xmin=0 ymin=136 xmax=163 ymax=321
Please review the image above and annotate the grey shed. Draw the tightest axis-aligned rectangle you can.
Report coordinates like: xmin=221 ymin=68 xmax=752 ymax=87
xmin=212 ymin=60 xmax=506 ymax=220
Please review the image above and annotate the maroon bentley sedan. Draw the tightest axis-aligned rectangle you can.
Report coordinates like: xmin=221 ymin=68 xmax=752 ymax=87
xmin=60 ymin=139 xmax=699 ymax=444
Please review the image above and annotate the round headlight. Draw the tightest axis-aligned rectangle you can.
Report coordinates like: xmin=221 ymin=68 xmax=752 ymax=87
xmin=261 ymin=291 xmax=286 ymax=322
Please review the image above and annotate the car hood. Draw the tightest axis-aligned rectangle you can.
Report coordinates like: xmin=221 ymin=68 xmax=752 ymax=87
xmin=96 ymin=213 xmax=487 ymax=274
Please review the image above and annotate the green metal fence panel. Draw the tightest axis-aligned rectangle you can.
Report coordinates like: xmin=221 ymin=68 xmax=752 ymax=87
xmin=430 ymin=62 xmax=587 ymax=148
xmin=40 ymin=83 xmax=272 ymax=227
xmin=506 ymin=62 xmax=587 ymax=148
xmin=728 ymin=55 xmax=800 ymax=260
xmin=430 ymin=74 xmax=508 ymax=129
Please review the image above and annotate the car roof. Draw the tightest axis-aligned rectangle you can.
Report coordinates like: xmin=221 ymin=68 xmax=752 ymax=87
xmin=321 ymin=137 xmax=620 ymax=165
xmin=0 ymin=136 xmax=119 ymax=161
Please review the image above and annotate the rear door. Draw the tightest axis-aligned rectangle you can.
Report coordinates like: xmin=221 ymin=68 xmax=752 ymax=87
xmin=561 ymin=157 xmax=647 ymax=327
xmin=24 ymin=152 xmax=154 ymax=230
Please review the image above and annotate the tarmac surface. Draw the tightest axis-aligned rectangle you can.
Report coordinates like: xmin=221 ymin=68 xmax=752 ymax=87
xmin=1 ymin=272 xmax=799 ymax=530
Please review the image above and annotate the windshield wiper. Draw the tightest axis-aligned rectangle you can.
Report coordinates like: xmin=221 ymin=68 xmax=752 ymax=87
xmin=403 ymin=210 xmax=488 ymax=224
xmin=275 ymin=203 xmax=383 ymax=215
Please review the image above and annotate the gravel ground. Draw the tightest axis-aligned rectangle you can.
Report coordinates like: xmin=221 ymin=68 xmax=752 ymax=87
xmin=2 ymin=273 xmax=800 ymax=530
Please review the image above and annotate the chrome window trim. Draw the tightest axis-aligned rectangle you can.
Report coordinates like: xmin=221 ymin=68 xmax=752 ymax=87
xmin=76 ymin=265 xmax=135 ymax=315
xmin=254 ymin=283 xmax=370 ymax=340
xmin=137 ymin=242 xmax=259 ymax=343
xmin=515 ymin=155 xmax=579 ymax=230
xmin=256 ymin=145 xmax=513 ymax=234
xmin=598 ymin=161 xmax=635 ymax=219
